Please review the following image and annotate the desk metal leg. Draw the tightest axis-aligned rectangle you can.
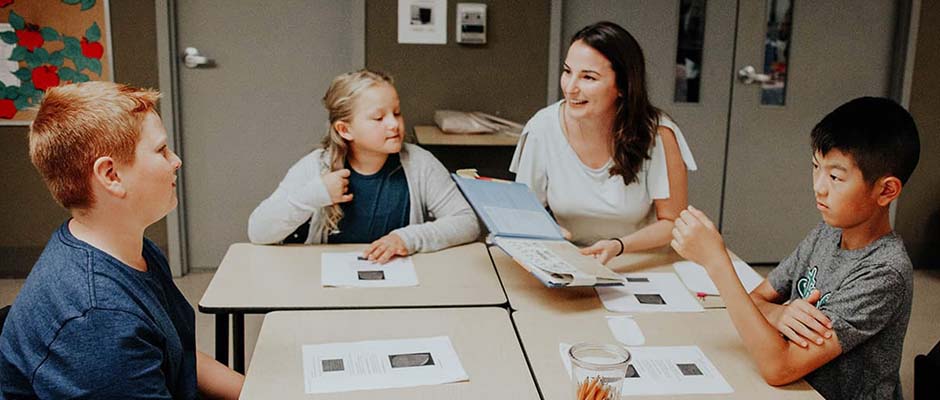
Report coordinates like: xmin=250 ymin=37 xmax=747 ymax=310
xmin=215 ymin=313 xmax=229 ymax=366
xmin=233 ymin=313 xmax=245 ymax=373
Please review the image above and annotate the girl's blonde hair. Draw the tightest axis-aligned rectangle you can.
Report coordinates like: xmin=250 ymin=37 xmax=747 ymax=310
xmin=319 ymin=69 xmax=396 ymax=231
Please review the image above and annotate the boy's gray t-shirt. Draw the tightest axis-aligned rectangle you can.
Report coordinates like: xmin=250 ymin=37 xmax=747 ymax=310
xmin=767 ymin=222 xmax=912 ymax=400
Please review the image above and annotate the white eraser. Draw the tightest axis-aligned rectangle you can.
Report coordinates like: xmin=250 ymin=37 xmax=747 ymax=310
xmin=607 ymin=316 xmax=645 ymax=346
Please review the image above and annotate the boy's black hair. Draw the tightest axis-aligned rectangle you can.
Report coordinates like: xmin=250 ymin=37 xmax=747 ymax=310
xmin=811 ymin=96 xmax=920 ymax=185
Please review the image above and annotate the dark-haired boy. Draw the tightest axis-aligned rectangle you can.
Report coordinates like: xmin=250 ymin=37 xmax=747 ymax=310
xmin=671 ymin=97 xmax=919 ymax=399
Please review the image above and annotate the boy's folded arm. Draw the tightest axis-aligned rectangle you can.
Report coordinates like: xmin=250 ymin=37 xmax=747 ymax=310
xmin=709 ymin=263 xmax=843 ymax=386
xmin=749 ymin=281 xmax=796 ymax=333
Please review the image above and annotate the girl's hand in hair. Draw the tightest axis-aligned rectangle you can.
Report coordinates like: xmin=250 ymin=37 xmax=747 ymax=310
xmin=364 ymin=233 xmax=409 ymax=264
xmin=323 ymin=169 xmax=353 ymax=204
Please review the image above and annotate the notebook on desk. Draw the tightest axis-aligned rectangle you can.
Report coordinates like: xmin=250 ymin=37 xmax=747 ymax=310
xmin=452 ymin=170 xmax=624 ymax=287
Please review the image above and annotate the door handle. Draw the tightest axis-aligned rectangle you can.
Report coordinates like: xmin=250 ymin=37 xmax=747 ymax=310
xmin=182 ymin=47 xmax=212 ymax=68
xmin=737 ymin=65 xmax=772 ymax=85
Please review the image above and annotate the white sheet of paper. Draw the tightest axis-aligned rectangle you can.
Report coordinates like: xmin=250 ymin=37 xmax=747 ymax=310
xmin=397 ymin=0 xmax=447 ymax=44
xmin=673 ymin=260 xmax=764 ymax=295
xmin=596 ymin=272 xmax=704 ymax=312
xmin=303 ymin=336 xmax=468 ymax=394
xmin=321 ymin=252 xmax=418 ymax=288
xmin=560 ymin=343 xmax=733 ymax=396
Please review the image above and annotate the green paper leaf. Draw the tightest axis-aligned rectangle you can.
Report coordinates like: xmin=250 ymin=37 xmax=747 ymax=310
xmin=75 ymin=72 xmax=90 ymax=82
xmin=24 ymin=51 xmax=40 ymax=68
xmin=62 ymin=0 xmax=81 ymax=4
xmin=62 ymin=45 xmax=80 ymax=59
xmin=73 ymin=56 xmax=87 ymax=72
xmin=0 ymin=31 xmax=16 ymax=45
xmin=3 ymin=86 xmax=18 ymax=99
xmin=63 ymin=36 xmax=80 ymax=51
xmin=49 ymin=51 xmax=64 ymax=67
xmin=87 ymin=58 xmax=101 ymax=75
xmin=33 ymin=47 xmax=49 ymax=62
xmin=13 ymin=68 xmax=30 ymax=81
xmin=32 ymin=89 xmax=42 ymax=104
xmin=14 ymin=95 xmax=27 ymax=110
xmin=9 ymin=45 xmax=26 ymax=61
xmin=8 ymin=11 xmax=24 ymax=30
xmin=80 ymin=0 xmax=96 ymax=11
xmin=0 ymin=81 xmax=5 ymax=90
xmin=58 ymin=66 xmax=76 ymax=81
xmin=85 ymin=22 xmax=100 ymax=42
xmin=40 ymin=27 xmax=60 ymax=41
xmin=21 ymin=81 xmax=34 ymax=93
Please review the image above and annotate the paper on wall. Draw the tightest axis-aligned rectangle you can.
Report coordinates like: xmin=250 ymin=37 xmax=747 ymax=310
xmin=397 ymin=0 xmax=447 ymax=44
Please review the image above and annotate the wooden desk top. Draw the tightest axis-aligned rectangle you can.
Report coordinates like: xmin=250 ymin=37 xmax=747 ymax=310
xmin=490 ymin=245 xmax=726 ymax=314
xmin=512 ymin=310 xmax=822 ymax=400
xmin=414 ymin=125 xmax=520 ymax=146
xmin=242 ymin=308 xmax=540 ymax=399
xmin=199 ymin=242 xmax=506 ymax=312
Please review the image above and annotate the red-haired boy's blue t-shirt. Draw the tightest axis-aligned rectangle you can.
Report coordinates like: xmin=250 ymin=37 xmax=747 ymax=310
xmin=0 ymin=221 xmax=197 ymax=399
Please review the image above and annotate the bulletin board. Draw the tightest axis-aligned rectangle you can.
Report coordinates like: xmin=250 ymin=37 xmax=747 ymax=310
xmin=0 ymin=0 xmax=112 ymax=125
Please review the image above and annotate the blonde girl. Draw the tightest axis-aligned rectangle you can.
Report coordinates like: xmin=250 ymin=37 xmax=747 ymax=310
xmin=248 ymin=70 xmax=480 ymax=262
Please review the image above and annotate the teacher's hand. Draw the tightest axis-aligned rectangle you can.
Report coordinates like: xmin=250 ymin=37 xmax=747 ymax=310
xmin=580 ymin=239 xmax=620 ymax=265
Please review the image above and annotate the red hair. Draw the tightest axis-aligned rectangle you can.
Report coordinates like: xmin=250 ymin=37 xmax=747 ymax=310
xmin=29 ymin=81 xmax=160 ymax=209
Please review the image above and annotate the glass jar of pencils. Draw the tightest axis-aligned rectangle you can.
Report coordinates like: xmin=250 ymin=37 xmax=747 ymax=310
xmin=569 ymin=342 xmax=630 ymax=400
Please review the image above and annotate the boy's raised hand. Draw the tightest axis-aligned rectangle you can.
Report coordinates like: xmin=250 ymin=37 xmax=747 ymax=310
xmin=364 ymin=233 xmax=409 ymax=264
xmin=323 ymin=169 xmax=353 ymax=204
xmin=766 ymin=289 xmax=834 ymax=347
xmin=670 ymin=206 xmax=728 ymax=270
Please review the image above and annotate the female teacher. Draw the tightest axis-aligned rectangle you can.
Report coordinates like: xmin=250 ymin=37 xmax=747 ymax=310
xmin=510 ymin=21 xmax=697 ymax=264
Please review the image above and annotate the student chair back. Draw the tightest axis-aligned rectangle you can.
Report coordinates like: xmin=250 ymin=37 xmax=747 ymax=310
xmin=915 ymin=338 xmax=940 ymax=399
xmin=0 ymin=305 xmax=10 ymax=334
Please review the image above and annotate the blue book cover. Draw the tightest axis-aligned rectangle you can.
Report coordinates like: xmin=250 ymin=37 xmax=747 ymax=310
xmin=451 ymin=174 xmax=565 ymax=241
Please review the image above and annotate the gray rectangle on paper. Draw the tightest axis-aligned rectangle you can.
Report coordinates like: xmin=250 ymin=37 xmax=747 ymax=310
xmin=389 ymin=352 xmax=435 ymax=368
xmin=677 ymin=363 xmax=703 ymax=376
xmin=357 ymin=270 xmax=386 ymax=280
xmin=635 ymin=293 xmax=666 ymax=305
xmin=322 ymin=358 xmax=345 ymax=372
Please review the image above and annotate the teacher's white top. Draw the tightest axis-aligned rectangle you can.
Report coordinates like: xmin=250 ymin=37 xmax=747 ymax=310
xmin=510 ymin=101 xmax=697 ymax=246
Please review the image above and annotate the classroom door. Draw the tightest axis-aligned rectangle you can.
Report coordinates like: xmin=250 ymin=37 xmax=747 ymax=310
xmin=174 ymin=1 xmax=363 ymax=269
xmin=563 ymin=0 xmax=900 ymax=263
xmin=720 ymin=0 xmax=898 ymax=262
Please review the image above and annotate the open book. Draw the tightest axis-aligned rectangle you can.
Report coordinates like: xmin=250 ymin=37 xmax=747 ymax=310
xmin=452 ymin=170 xmax=624 ymax=287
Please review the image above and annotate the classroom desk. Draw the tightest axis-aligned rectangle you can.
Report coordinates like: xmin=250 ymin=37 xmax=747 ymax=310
xmin=490 ymin=245 xmax=726 ymax=314
xmin=512 ymin=310 xmax=823 ymax=399
xmin=199 ymin=242 xmax=505 ymax=373
xmin=242 ymin=308 xmax=540 ymax=399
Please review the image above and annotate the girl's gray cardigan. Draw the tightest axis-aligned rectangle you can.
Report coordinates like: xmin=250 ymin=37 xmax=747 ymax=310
xmin=247 ymin=144 xmax=481 ymax=253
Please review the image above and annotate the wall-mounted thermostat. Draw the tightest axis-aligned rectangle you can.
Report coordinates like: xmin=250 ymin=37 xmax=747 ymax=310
xmin=456 ymin=3 xmax=486 ymax=44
